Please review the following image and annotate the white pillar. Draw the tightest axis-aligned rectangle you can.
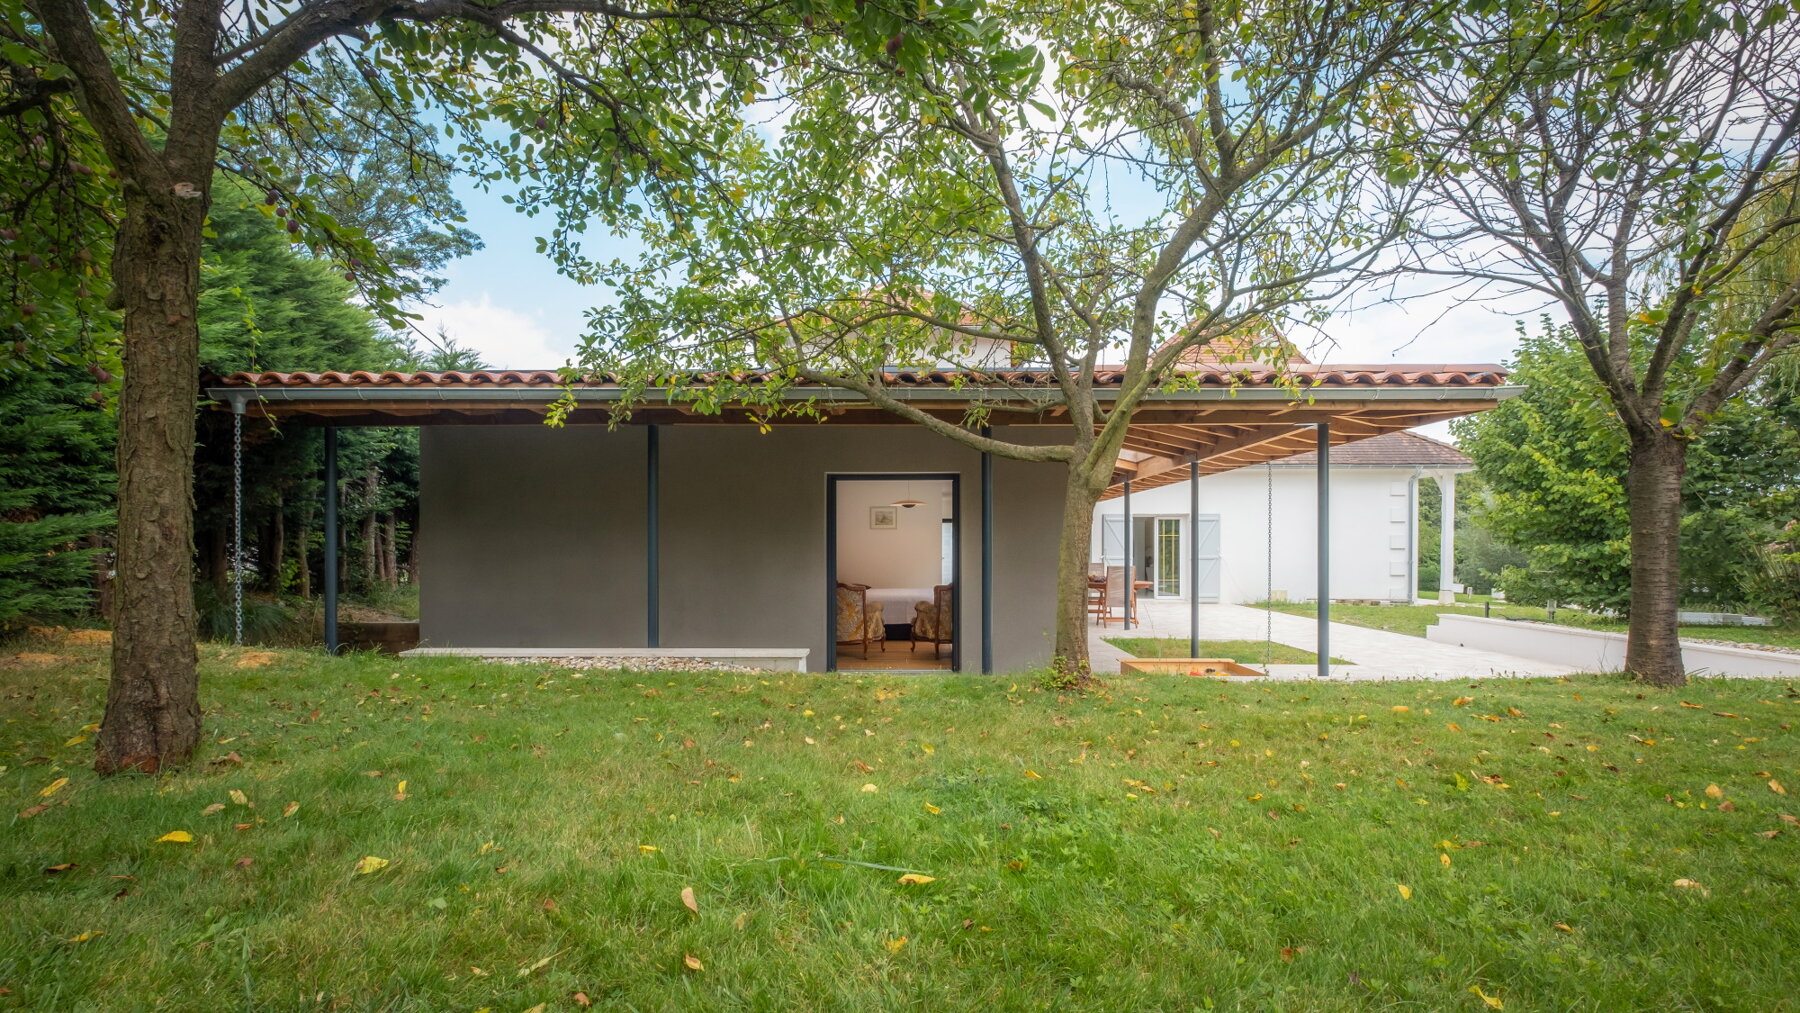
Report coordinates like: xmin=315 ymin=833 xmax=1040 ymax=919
xmin=1438 ymin=472 xmax=1457 ymax=604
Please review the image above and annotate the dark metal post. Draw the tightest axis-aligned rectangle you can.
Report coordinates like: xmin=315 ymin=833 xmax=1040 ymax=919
xmin=1122 ymin=476 xmax=1133 ymax=627
xmin=647 ymin=425 xmax=660 ymax=648
xmin=323 ymin=426 xmax=339 ymax=656
xmin=980 ymin=426 xmax=993 ymax=674
xmin=1189 ymin=458 xmax=1200 ymax=658
xmin=1316 ymin=421 xmax=1330 ymax=679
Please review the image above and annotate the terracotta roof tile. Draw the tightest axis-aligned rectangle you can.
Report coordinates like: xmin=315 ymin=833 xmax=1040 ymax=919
xmin=1269 ymin=430 xmax=1473 ymax=468
xmin=214 ymin=364 xmax=1508 ymax=389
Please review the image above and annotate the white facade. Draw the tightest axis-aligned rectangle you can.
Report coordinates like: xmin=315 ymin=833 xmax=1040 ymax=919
xmin=1091 ymin=461 xmax=1467 ymax=605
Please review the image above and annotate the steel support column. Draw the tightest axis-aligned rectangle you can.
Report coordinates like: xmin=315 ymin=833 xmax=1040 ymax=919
xmin=1189 ymin=458 xmax=1200 ymax=658
xmin=1122 ymin=476 xmax=1132 ymax=628
xmin=647 ymin=424 xmax=660 ymax=648
xmin=323 ymin=426 xmax=339 ymax=656
xmin=980 ymin=426 xmax=993 ymax=674
xmin=1316 ymin=421 xmax=1330 ymax=679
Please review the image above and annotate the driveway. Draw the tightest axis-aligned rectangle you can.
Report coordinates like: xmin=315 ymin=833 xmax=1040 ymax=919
xmin=1090 ymin=599 xmax=1580 ymax=681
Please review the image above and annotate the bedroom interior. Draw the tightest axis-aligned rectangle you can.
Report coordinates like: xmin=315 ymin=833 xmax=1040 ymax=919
xmin=831 ymin=476 xmax=957 ymax=671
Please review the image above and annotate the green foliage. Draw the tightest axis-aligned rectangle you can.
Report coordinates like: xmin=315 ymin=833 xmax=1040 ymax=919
xmin=0 ymin=361 xmax=114 ymax=626
xmin=1455 ymin=323 xmax=1800 ymax=613
xmin=0 ymin=7 xmax=120 ymax=373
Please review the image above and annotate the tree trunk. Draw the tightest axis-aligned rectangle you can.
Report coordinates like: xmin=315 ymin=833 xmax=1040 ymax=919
xmin=202 ymin=522 xmax=228 ymax=595
xmin=295 ymin=517 xmax=311 ymax=600
xmin=271 ymin=491 xmax=285 ymax=593
xmin=382 ymin=512 xmax=398 ymax=587
xmin=95 ymin=190 xmax=207 ymax=774
xmin=1624 ymin=429 xmax=1688 ymax=687
xmin=87 ymin=533 xmax=114 ymax=620
xmin=361 ymin=466 xmax=379 ymax=591
xmin=1051 ymin=459 xmax=1107 ymax=677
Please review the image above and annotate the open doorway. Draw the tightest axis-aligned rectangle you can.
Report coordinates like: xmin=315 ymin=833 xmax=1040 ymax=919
xmin=826 ymin=474 xmax=959 ymax=671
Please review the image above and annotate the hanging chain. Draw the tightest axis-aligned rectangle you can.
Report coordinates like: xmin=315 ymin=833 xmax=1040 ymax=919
xmin=1264 ymin=460 xmax=1274 ymax=673
xmin=233 ymin=408 xmax=244 ymax=647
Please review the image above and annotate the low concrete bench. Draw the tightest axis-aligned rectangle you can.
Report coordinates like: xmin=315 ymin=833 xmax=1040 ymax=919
xmin=399 ymin=646 xmax=810 ymax=673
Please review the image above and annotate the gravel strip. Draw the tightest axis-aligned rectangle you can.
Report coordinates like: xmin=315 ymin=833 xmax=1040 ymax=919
xmin=494 ymin=655 xmax=769 ymax=673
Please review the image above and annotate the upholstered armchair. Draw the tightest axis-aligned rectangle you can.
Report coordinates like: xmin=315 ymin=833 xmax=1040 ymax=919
xmin=835 ymin=582 xmax=886 ymax=658
xmin=911 ymin=584 xmax=953 ymax=658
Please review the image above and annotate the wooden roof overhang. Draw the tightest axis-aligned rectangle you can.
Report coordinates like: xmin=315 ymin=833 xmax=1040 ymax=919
xmin=203 ymin=370 xmax=1518 ymax=496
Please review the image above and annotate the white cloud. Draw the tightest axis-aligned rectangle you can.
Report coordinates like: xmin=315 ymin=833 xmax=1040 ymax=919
xmin=410 ymin=293 xmax=577 ymax=370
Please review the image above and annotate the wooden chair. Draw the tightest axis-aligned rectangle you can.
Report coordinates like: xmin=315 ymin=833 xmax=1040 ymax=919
xmin=835 ymin=582 xmax=886 ymax=658
xmin=1099 ymin=565 xmax=1137 ymax=627
xmin=1087 ymin=573 xmax=1111 ymax=624
xmin=910 ymin=584 xmax=953 ymax=659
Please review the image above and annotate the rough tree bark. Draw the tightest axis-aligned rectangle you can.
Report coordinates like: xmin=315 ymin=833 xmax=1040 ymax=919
xmin=94 ymin=188 xmax=210 ymax=773
xmin=1051 ymin=458 xmax=1108 ymax=671
xmin=1624 ymin=428 xmax=1688 ymax=686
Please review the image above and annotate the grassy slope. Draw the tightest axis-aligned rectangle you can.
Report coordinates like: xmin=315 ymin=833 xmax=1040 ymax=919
xmin=3 ymin=637 xmax=1798 ymax=1011
xmin=1259 ymin=600 xmax=1800 ymax=649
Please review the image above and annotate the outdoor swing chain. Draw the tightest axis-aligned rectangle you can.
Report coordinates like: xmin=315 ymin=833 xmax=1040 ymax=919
xmin=1264 ymin=460 xmax=1274 ymax=674
xmin=233 ymin=407 xmax=244 ymax=647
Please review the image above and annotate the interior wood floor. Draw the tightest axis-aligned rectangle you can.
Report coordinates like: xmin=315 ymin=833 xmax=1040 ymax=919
xmin=833 ymin=644 xmax=955 ymax=671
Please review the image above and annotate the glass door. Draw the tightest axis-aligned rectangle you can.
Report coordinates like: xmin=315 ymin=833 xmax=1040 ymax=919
xmin=1155 ymin=517 xmax=1181 ymax=597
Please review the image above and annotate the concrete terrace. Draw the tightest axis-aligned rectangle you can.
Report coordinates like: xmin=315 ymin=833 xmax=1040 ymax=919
xmin=1090 ymin=599 xmax=1580 ymax=681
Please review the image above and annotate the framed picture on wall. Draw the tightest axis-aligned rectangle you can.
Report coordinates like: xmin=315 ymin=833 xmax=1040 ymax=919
xmin=870 ymin=505 xmax=898 ymax=530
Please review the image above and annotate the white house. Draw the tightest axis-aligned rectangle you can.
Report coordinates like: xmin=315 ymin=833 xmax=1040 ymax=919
xmin=1091 ymin=430 xmax=1473 ymax=605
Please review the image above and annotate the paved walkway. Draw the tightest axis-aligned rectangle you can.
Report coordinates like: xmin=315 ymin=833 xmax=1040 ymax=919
xmin=1090 ymin=600 xmax=1579 ymax=682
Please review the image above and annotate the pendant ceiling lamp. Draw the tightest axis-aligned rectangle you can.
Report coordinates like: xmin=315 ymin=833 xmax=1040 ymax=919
xmin=893 ymin=478 xmax=925 ymax=509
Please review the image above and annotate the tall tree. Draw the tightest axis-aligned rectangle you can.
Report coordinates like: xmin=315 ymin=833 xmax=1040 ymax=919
xmin=0 ymin=359 xmax=116 ymax=627
xmin=575 ymin=0 xmax=1473 ymax=676
xmin=6 ymin=0 xmax=938 ymax=773
xmin=1455 ymin=323 xmax=1800 ymax=614
xmin=1407 ymin=0 xmax=1800 ymax=684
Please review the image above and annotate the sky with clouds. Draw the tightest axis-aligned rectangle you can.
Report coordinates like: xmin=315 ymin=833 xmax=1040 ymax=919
xmin=419 ymin=177 xmax=1548 ymax=441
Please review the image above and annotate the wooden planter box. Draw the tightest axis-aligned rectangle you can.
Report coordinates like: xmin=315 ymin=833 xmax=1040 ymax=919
xmin=1118 ymin=657 xmax=1266 ymax=678
xmin=340 ymin=621 xmax=420 ymax=655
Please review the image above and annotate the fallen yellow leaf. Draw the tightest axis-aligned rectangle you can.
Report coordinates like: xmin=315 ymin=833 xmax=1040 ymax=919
xmin=156 ymin=831 xmax=193 ymax=844
xmin=1453 ymin=696 xmax=1473 ymax=707
xmin=1024 ymin=770 xmax=1042 ymax=780
xmin=683 ymin=953 xmax=704 ymax=971
xmin=638 ymin=845 xmax=659 ymax=853
xmin=1470 ymin=984 xmax=1504 ymax=1009
xmin=1704 ymin=784 xmax=1724 ymax=800
xmin=64 ymin=734 xmax=87 ymax=746
xmin=1391 ymin=706 xmax=1410 ymax=713
xmin=1672 ymin=878 xmax=1709 ymax=895
xmin=1771 ymin=779 xmax=1787 ymax=795
xmin=67 ymin=930 xmax=103 ymax=943
xmin=860 ymin=783 xmax=878 ymax=792
xmin=281 ymin=801 xmax=299 ymax=818
xmin=885 ymin=937 xmax=907 ymax=954
xmin=921 ymin=743 xmax=934 ymax=754
xmin=354 ymin=855 xmax=389 ymax=875
xmin=923 ymin=802 xmax=941 ymax=815
xmin=1553 ymin=922 xmax=1573 ymax=932
xmin=1440 ymin=852 xmax=1451 ymax=868
xmin=897 ymin=873 xmax=936 ymax=885
xmin=39 ymin=777 xmax=69 ymax=798
xmin=201 ymin=803 xmax=226 ymax=816
xmin=229 ymin=789 xmax=249 ymax=806
xmin=1396 ymin=883 xmax=1412 ymax=900
xmin=681 ymin=886 xmax=698 ymax=914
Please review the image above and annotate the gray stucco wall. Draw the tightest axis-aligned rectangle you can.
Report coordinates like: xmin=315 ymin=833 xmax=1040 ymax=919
xmin=418 ymin=423 xmax=1068 ymax=673
xmin=419 ymin=426 xmax=647 ymax=648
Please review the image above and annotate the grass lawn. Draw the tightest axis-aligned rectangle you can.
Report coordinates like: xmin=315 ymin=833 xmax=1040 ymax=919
xmin=1101 ymin=636 xmax=1347 ymax=666
xmin=1258 ymin=600 xmax=1800 ymax=650
xmin=4 ymin=634 xmax=1799 ymax=1011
